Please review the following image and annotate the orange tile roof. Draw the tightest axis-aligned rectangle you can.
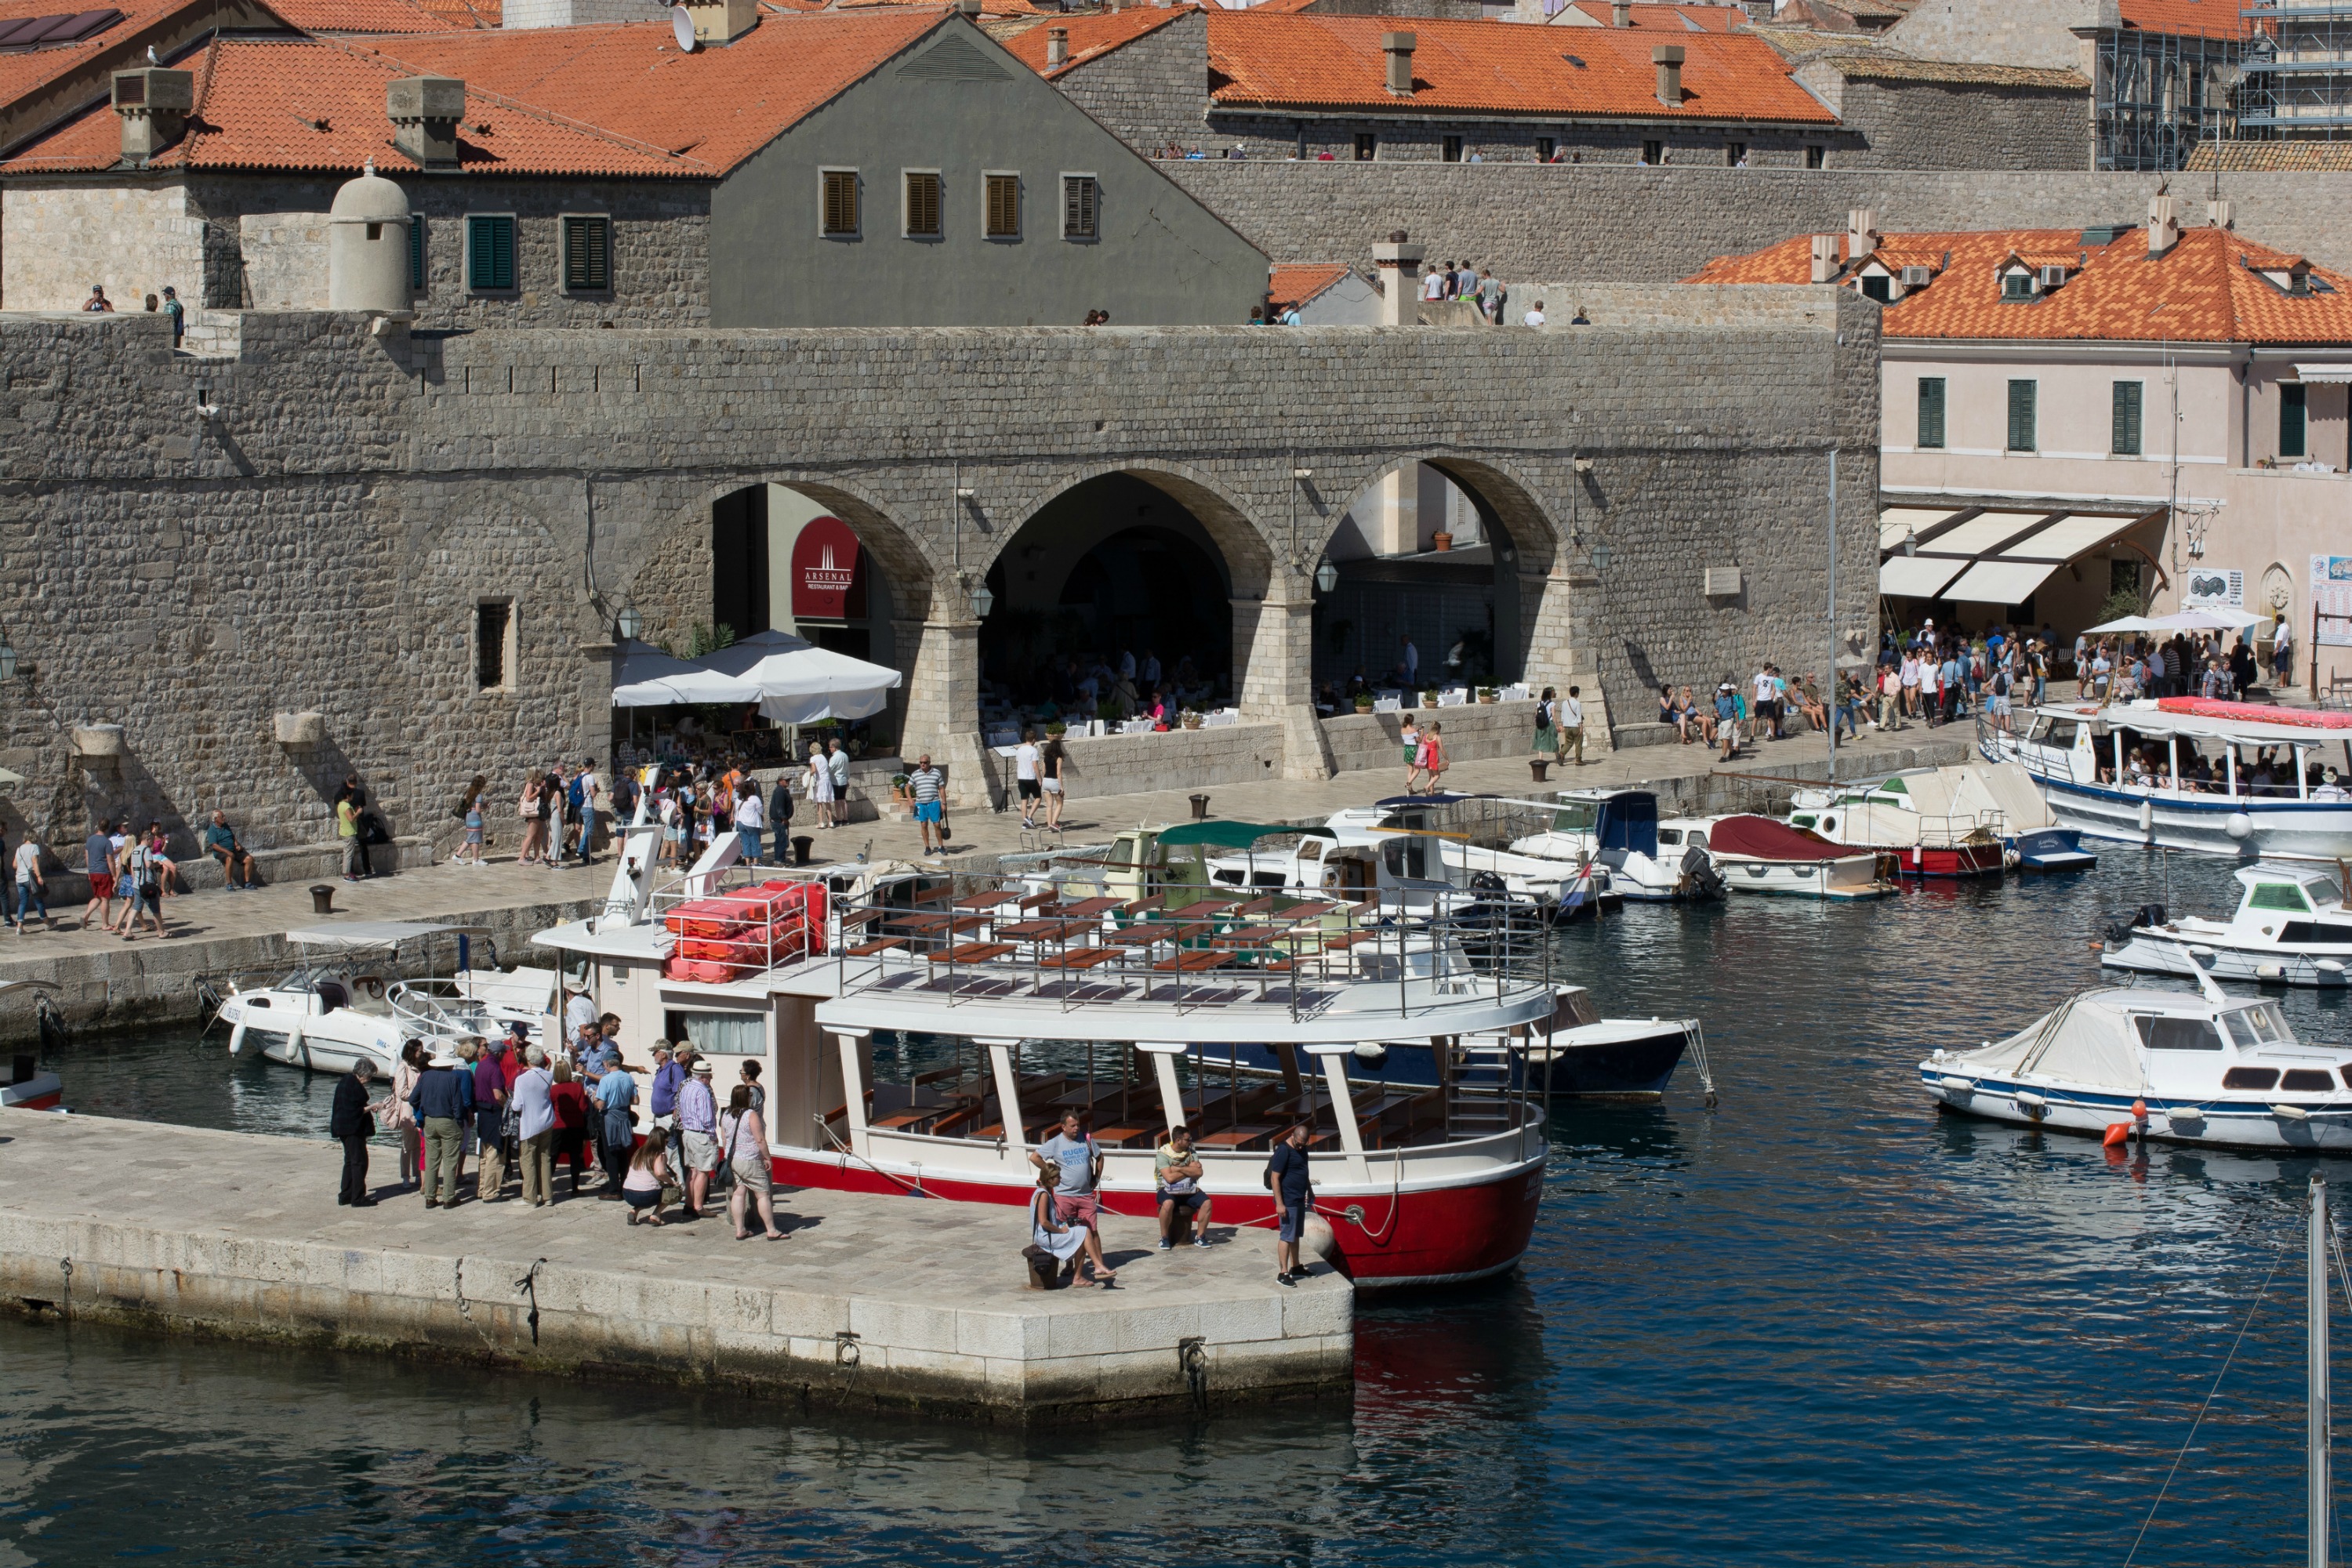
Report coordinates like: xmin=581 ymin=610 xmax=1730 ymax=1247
xmin=2118 ymin=0 xmax=2248 ymax=40
xmin=1686 ymin=225 xmax=2352 ymax=347
xmin=1268 ymin=260 xmax=1347 ymax=309
xmin=4 ymin=9 xmax=953 ymax=175
xmin=1202 ymin=12 xmax=1834 ymax=121
xmin=1563 ymin=2 xmax=1740 ymax=31
xmin=263 ymin=0 xmax=470 ymax=31
xmin=405 ymin=0 xmax=494 ymax=24
xmin=1001 ymin=1 xmax=1192 ymax=77
xmin=2186 ymin=137 xmax=2352 ymax=171
xmin=0 ymin=0 xmax=220 ymax=139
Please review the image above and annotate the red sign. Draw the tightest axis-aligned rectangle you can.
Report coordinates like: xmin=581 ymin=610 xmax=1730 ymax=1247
xmin=790 ymin=515 xmax=864 ymax=621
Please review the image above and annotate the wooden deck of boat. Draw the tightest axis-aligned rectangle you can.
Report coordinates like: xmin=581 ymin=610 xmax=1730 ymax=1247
xmin=0 ymin=1110 xmax=1352 ymax=1421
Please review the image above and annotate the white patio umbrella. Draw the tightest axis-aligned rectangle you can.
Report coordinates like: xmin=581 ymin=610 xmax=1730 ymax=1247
xmin=609 ymin=639 xmax=761 ymax=706
xmin=2151 ymin=607 xmax=2262 ymax=632
xmin=2084 ymin=614 xmax=2166 ymax=633
xmin=609 ymin=628 xmax=902 ymax=720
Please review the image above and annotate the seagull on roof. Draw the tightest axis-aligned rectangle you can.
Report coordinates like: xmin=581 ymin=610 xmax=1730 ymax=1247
xmin=146 ymin=45 xmax=159 ymax=63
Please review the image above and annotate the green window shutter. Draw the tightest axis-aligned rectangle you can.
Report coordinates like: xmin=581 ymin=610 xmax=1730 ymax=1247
xmin=2111 ymin=381 xmax=2142 ymax=456
xmin=563 ymin=216 xmax=608 ymax=291
xmin=467 ymin=215 xmax=514 ymax=292
xmin=2282 ymin=382 xmax=2308 ymax=459
xmin=1916 ymin=377 xmax=1944 ymax=448
xmin=2007 ymin=379 xmax=2037 ymax=452
xmin=408 ymin=214 xmax=426 ymax=292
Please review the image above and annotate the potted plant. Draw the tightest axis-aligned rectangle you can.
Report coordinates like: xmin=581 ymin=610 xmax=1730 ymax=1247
xmin=1044 ymin=720 xmax=1067 ymax=739
xmin=1180 ymin=709 xmax=1203 ymax=731
xmin=1477 ymin=687 xmax=1497 ymax=704
xmin=1423 ymin=690 xmax=1443 ymax=708
xmin=890 ymin=772 xmax=913 ymax=801
xmin=1353 ymin=692 xmax=1375 ymax=713
xmin=1432 ymin=532 xmax=1454 ymax=553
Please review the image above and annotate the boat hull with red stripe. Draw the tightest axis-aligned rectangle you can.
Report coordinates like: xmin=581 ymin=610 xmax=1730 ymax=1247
xmin=768 ymin=1141 xmax=1547 ymax=1287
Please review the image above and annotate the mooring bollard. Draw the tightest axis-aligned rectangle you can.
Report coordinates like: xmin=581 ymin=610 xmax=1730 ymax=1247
xmin=308 ymin=884 xmax=335 ymax=915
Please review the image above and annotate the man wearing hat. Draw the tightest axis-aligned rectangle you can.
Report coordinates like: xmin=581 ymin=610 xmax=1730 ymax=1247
xmin=563 ymin=981 xmax=597 ymax=1044
xmin=677 ymin=1054 xmax=721 ymax=1218
xmin=407 ymin=1046 xmax=477 ymax=1208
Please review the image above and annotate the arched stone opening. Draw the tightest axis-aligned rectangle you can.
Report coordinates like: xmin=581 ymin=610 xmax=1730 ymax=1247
xmin=1308 ymin=456 xmax=1563 ymax=702
xmin=975 ymin=469 xmax=1275 ymax=727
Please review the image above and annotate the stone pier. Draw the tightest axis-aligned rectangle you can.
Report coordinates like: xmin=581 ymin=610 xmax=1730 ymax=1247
xmin=0 ymin=1112 xmax=1353 ymax=1421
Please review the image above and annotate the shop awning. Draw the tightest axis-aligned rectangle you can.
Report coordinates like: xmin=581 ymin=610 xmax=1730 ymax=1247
xmin=2295 ymin=362 xmax=2352 ymax=383
xmin=1877 ymin=504 xmax=2162 ymax=605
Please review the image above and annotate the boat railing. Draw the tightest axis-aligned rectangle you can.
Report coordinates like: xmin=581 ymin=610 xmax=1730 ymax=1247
xmin=383 ymin=978 xmax=503 ymax=1042
xmin=824 ymin=869 xmax=1554 ymax=1023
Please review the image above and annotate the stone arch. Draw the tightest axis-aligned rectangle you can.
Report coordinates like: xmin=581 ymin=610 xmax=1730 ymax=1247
xmin=978 ymin=459 xmax=1278 ymax=596
xmin=1307 ymin=452 xmax=1568 ymax=693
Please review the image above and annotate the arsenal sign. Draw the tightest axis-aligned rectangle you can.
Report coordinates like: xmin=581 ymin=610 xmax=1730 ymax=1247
xmin=791 ymin=515 xmax=865 ymax=621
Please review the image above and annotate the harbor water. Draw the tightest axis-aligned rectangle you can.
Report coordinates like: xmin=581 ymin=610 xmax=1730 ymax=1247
xmin=6 ymin=849 xmax=2349 ymax=1564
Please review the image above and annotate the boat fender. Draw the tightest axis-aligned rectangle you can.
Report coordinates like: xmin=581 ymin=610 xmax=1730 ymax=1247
xmin=2226 ymin=812 xmax=2255 ymax=842
xmin=2014 ymin=1090 xmax=2048 ymax=1120
xmin=2256 ymin=962 xmax=2286 ymax=982
xmin=2319 ymin=960 xmax=2348 ymax=976
xmin=1937 ymin=1075 xmax=1973 ymax=1094
xmin=1301 ymin=1211 xmax=1341 ymax=1262
xmin=2137 ymin=799 xmax=2155 ymax=836
xmin=2103 ymin=1123 xmax=2130 ymax=1147
xmin=2272 ymin=1104 xmax=2313 ymax=1121
xmin=2132 ymin=1099 xmax=2148 ymax=1124
xmin=1351 ymin=1042 xmax=1388 ymax=1066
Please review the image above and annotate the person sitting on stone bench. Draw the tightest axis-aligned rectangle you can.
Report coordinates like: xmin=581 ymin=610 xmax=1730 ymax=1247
xmin=1155 ymin=1123 xmax=1212 ymax=1250
xmin=204 ymin=810 xmax=260 ymax=891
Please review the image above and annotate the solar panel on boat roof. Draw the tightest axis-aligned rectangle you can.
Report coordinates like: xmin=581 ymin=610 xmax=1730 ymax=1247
xmin=0 ymin=9 xmax=123 ymax=47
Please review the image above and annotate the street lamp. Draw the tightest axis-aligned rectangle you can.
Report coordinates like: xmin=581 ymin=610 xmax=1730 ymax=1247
xmin=614 ymin=606 xmax=641 ymax=641
xmin=971 ymin=583 xmax=995 ymax=619
xmin=1314 ymin=561 xmax=1339 ymax=595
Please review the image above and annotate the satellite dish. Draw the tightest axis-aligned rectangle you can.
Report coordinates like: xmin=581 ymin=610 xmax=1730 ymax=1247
xmin=670 ymin=5 xmax=697 ymax=50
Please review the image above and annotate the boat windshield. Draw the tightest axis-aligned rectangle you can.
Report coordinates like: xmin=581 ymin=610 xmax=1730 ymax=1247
xmin=2221 ymin=1004 xmax=2291 ymax=1048
xmin=2134 ymin=1014 xmax=2223 ymax=1051
xmin=1549 ymin=804 xmax=1598 ymax=834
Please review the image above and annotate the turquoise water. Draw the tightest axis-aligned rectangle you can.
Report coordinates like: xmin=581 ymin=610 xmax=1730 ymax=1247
xmin=6 ymin=851 xmax=2350 ymax=1564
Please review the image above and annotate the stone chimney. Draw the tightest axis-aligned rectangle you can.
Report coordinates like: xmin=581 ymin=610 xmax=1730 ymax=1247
xmin=1846 ymin=206 xmax=1876 ymax=263
xmin=2148 ymin=192 xmax=2180 ymax=257
xmin=1383 ymin=31 xmax=1415 ymax=96
xmin=1809 ymin=234 xmax=1838 ymax=285
xmin=1046 ymin=24 xmax=1068 ymax=66
xmin=387 ymin=77 xmax=463 ymax=171
xmin=1374 ymin=229 xmax=1424 ymax=325
xmin=112 ymin=68 xmax=194 ymax=167
xmin=1611 ymin=0 xmax=1630 ymax=24
xmin=2208 ymin=198 xmax=2234 ymax=230
xmin=1653 ymin=43 xmax=1683 ymax=105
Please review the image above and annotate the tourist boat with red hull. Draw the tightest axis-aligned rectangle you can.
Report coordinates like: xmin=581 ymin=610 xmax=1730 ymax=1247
xmin=532 ymin=822 xmax=1558 ymax=1287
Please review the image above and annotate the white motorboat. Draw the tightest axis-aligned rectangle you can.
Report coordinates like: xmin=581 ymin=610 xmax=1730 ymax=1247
xmin=1504 ymin=789 xmax=1726 ymax=902
xmin=216 ymin=922 xmax=559 ymax=1074
xmin=1982 ymin=697 xmax=2352 ymax=858
xmin=1789 ymin=761 xmax=2092 ymax=875
xmin=1674 ymin=814 xmax=1892 ymax=898
xmin=532 ymin=826 xmax=1566 ymax=1287
xmin=1921 ymin=964 xmax=2352 ymax=1151
xmin=1320 ymin=794 xmax=1622 ymax=919
xmin=2101 ymin=862 xmax=2352 ymax=988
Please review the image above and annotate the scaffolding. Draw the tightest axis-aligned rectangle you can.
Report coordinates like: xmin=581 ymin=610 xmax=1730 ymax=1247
xmin=2096 ymin=24 xmax=2245 ymax=170
xmin=2239 ymin=2 xmax=2352 ymax=139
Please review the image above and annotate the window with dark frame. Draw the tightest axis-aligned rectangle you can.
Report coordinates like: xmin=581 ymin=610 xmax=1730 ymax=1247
xmin=1062 ymin=175 xmax=1097 ymax=240
xmin=2111 ymin=380 xmax=2143 ymax=456
xmin=985 ymin=172 xmax=1020 ymax=238
xmin=1536 ymin=136 xmax=1555 ymax=162
xmin=1353 ymin=132 xmax=1375 ymax=161
xmin=475 ymin=600 xmax=514 ymax=691
xmin=905 ymin=171 xmax=942 ymax=238
xmin=2282 ymin=381 xmax=2309 ymax=458
xmin=1725 ymin=140 xmax=1745 ymax=165
xmin=408 ymin=213 xmax=426 ymax=293
xmin=821 ymin=169 xmax=859 ymax=237
xmin=1441 ymin=134 xmax=1463 ymax=162
xmin=1916 ymin=376 xmax=1945 ymax=448
xmin=2007 ymin=379 xmax=2038 ymax=452
xmin=1804 ymin=143 xmax=1824 ymax=169
xmin=561 ymin=215 xmax=610 ymax=292
xmin=2002 ymin=270 xmax=2035 ymax=301
xmin=1860 ymin=274 xmax=1891 ymax=303
xmin=465 ymin=213 xmax=514 ymax=292
xmin=1641 ymin=140 xmax=1662 ymax=165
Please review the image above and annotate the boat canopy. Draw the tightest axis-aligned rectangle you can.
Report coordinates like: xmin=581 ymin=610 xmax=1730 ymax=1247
xmin=1159 ymin=821 xmax=1334 ymax=849
xmin=1961 ymin=994 xmax=2148 ymax=1090
xmin=2031 ymin=699 xmax=2352 ymax=747
xmin=1591 ymin=791 xmax=1659 ymax=858
xmin=1708 ymin=815 xmax=1853 ymax=861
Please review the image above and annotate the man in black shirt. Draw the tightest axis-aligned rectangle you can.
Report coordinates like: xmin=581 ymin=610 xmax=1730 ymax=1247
xmin=330 ymin=1061 xmax=380 ymax=1207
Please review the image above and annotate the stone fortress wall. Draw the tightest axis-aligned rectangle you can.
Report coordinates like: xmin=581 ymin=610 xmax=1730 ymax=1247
xmin=1161 ymin=163 xmax=2352 ymax=283
xmin=0 ymin=292 xmax=1875 ymax=856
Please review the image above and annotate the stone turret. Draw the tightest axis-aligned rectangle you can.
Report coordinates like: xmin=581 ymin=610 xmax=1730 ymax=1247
xmin=327 ymin=162 xmax=414 ymax=314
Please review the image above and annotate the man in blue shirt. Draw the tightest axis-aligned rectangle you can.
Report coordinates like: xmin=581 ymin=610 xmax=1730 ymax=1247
xmin=1266 ymin=1122 xmax=1315 ymax=1287
xmin=593 ymin=1058 xmax=637 ymax=1196
xmin=648 ymin=1043 xmax=684 ymax=1124
xmin=408 ymin=1051 xmax=475 ymax=1209
xmin=677 ymin=1057 xmax=720 ymax=1219
xmin=1030 ymin=1109 xmax=1115 ymax=1286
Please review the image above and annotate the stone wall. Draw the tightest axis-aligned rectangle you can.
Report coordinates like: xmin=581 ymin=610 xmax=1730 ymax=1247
xmin=0 ymin=183 xmax=208 ymax=316
xmin=1795 ymin=71 xmax=2089 ymax=172
xmin=1161 ymin=162 xmax=2352 ymax=280
xmin=0 ymin=293 xmax=1871 ymax=854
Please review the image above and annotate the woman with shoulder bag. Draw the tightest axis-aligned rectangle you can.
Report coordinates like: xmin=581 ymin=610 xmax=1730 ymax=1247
xmin=720 ymin=1087 xmax=786 ymax=1241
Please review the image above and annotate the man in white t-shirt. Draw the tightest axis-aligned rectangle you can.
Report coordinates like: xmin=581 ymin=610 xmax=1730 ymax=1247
xmin=1523 ymin=301 xmax=1546 ymax=328
xmin=1421 ymin=268 xmax=1446 ymax=304
xmin=1751 ymin=667 xmax=1778 ymax=744
xmin=1014 ymin=728 xmax=1043 ymax=829
xmin=1916 ymin=650 xmax=1942 ymax=727
xmin=1559 ymin=685 xmax=1584 ymax=765
xmin=733 ymin=784 xmax=766 ymax=864
xmin=10 ymin=835 xmax=45 ymax=932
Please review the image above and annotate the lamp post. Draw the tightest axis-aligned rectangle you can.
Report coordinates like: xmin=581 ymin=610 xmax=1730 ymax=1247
xmin=0 ymin=640 xmax=16 ymax=681
xmin=970 ymin=583 xmax=994 ymax=620
xmin=614 ymin=606 xmax=641 ymax=642
xmin=1314 ymin=561 xmax=1338 ymax=595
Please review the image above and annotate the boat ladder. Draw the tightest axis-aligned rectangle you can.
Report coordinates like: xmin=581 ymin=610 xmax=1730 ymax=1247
xmin=1446 ymin=1037 xmax=1519 ymax=1140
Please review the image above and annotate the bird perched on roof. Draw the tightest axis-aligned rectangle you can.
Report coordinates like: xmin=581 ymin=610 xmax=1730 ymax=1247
xmin=146 ymin=44 xmax=159 ymax=63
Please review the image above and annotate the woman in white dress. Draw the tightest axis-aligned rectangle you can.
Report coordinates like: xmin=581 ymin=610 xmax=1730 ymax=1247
xmin=804 ymin=741 xmax=835 ymax=828
xmin=1028 ymin=1164 xmax=1088 ymax=1286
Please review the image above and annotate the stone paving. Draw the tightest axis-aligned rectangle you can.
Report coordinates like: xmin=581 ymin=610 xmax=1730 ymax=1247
xmin=0 ymin=1110 xmax=1352 ymax=1417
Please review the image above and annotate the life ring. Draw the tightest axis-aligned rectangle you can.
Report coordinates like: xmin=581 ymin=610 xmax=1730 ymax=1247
xmin=359 ymin=976 xmax=387 ymax=1000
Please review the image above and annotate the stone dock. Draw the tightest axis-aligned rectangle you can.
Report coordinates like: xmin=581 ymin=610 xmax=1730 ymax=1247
xmin=0 ymin=1112 xmax=1352 ymax=1421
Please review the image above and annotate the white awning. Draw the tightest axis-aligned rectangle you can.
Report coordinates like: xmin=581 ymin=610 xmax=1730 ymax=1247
xmin=2295 ymin=362 xmax=2352 ymax=383
xmin=1878 ymin=505 xmax=2158 ymax=604
xmin=1878 ymin=554 xmax=1968 ymax=599
xmin=1943 ymin=558 xmax=2065 ymax=605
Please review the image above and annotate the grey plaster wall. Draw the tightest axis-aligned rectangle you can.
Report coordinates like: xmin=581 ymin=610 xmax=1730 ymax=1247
xmin=0 ymin=295 xmax=1871 ymax=860
xmin=1160 ymin=162 xmax=2352 ymax=280
xmin=709 ymin=18 xmax=1267 ymax=328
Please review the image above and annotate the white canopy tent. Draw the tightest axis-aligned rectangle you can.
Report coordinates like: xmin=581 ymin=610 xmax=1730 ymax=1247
xmin=609 ymin=628 xmax=902 ymax=722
